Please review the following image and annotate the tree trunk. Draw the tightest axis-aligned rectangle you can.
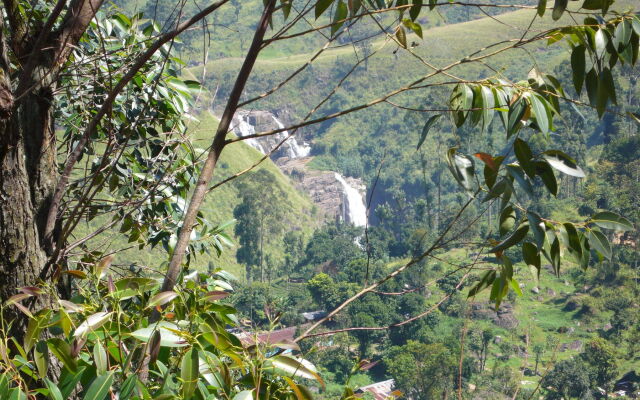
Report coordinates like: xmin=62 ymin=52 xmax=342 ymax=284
xmin=0 ymin=16 xmax=61 ymax=337
xmin=0 ymin=89 xmax=58 ymax=336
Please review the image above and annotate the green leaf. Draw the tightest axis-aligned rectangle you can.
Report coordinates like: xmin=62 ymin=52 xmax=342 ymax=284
xmin=631 ymin=31 xmax=639 ymax=65
xmin=93 ymin=343 xmax=108 ymax=375
xmin=468 ymin=270 xmax=496 ymax=297
xmin=514 ymin=138 xmax=535 ymax=178
xmin=8 ymin=388 xmax=26 ymax=400
xmin=601 ymin=67 xmax=617 ymax=106
xmin=74 ymin=312 xmax=112 ymax=338
xmin=417 ymin=114 xmax=441 ymax=150
xmin=589 ymin=211 xmax=634 ymax=231
xmin=233 ymin=391 xmax=254 ymax=400
xmin=181 ymin=348 xmax=199 ymax=399
xmin=614 ymin=19 xmax=632 ymax=51
xmin=527 ymin=211 xmax=546 ymax=248
xmin=587 ymin=229 xmax=612 ymax=260
xmin=0 ymin=374 xmax=9 ymax=397
xmin=146 ymin=291 xmax=179 ymax=309
xmin=480 ymin=86 xmax=495 ymax=132
xmin=499 ymin=206 xmax=517 ymax=236
xmin=410 ymin=0 xmax=422 ymax=21
xmin=534 ymin=160 xmax=558 ymax=196
xmin=280 ymin=0 xmax=292 ymax=19
xmin=396 ymin=26 xmax=407 ymax=48
xmin=570 ymin=45 xmax=585 ymax=95
xmin=507 ymin=97 xmax=527 ymax=137
xmin=470 ymin=86 xmax=484 ymax=128
xmin=537 ymin=0 xmax=547 ymax=16
xmin=119 ymin=375 xmax=138 ymax=400
xmin=552 ymin=0 xmax=568 ymax=20
xmin=315 ymin=0 xmax=334 ymax=18
xmin=271 ymin=356 xmax=325 ymax=387
xmin=522 ymin=242 xmax=541 ymax=283
xmin=34 ymin=341 xmax=49 ymax=379
xmin=44 ymin=378 xmax=63 ymax=400
xmin=482 ymin=177 xmax=508 ymax=203
xmin=595 ymin=28 xmax=608 ymax=58
xmin=581 ymin=0 xmax=613 ymax=10
xmin=506 ymin=164 xmax=534 ymax=197
xmin=331 ymin=0 xmax=347 ymax=35
xmin=579 ymin=232 xmax=591 ymax=270
xmin=59 ymin=367 xmax=86 ymax=399
xmin=491 ymin=257 xmax=513 ymax=308
xmin=47 ymin=338 xmax=77 ymax=372
xmin=402 ymin=19 xmax=423 ymax=39
xmin=550 ymin=237 xmax=561 ymax=276
xmin=283 ymin=376 xmax=314 ymax=400
xmin=489 ymin=223 xmax=529 ymax=253
xmin=25 ymin=310 xmax=49 ymax=353
xmin=450 ymin=84 xmax=473 ymax=128
xmin=585 ymin=68 xmax=598 ymax=106
xmin=528 ymin=93 xmax=551 ymax=134
xmin=83 ymin=372 xmax=114 ymax=400
xmin=543 ymin=150 xmax=585 ymax=178
xmin=510 ymin=278 xmax=523 ymax=296
xmin=562 ymin=223 xmax=583 ymax=263
xmin=446 ymin=148 xmax=476 ymax=193
xmin=130 ymin=322 xmax=188 ymax=347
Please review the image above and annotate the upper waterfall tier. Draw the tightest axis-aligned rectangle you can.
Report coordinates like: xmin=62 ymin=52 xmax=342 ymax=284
xmin=231 ymin=110 xmax=310 ymax=159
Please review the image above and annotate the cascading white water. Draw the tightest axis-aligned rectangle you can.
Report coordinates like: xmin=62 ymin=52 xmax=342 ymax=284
xmin=230 ymin=110 xmax=367 ymax=227
xmin=270 ymin=116 xmax=311 ymax=158
xmin=233 ymin=114 xmax=267 ymax=154
xmin=334 ymin=173 xmax=367 ymax=227
xmin=231 ymin=111 xmax=310 ymax=159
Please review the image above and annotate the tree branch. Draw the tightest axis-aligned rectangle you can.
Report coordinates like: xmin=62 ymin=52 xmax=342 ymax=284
xmin=295 ymin=189 xmax=480 ymax=342
xmin=1 ymin=0 xmax=28 ymax=55
xmin=15 ymin=0 xmax=69 ymax=94
xmin=44 ymin=0 xmax=231 ymax=253
xmin=155 ymin=0 xmax=277 ymax=302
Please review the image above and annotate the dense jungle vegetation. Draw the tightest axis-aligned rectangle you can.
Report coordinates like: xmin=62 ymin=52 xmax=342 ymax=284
xmin=0 ymin=0 xmax=638 ymax=399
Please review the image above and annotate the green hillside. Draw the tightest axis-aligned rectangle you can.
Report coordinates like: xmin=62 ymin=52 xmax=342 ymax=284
xmin=187 ymin=112 xmax=320 ymax=275
xmin=75 ymin=111 xmax=318 ymax=278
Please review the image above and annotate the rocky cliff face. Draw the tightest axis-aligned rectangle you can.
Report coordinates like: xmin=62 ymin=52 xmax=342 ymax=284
xmin=229 ymin=109 xmax=367 ymax=227
xmin=277 ymin=158 xmax=367 ymax=226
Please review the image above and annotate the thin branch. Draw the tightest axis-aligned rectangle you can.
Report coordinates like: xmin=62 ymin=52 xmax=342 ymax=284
xmin=156 ymin=0 xmax=277 ymax=303
xmin=295 ymin=188 xmax=480 ymax=342
xmin=15 ymin=0 xmax=68 ymax=91
xmin=226 ymin=31 xmax=549 ymax=146
xmin=43 ymin=0 xmax=231 ymax=253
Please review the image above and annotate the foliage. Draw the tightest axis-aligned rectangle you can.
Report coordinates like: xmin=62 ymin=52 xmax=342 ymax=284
xmin=0 ymin=262 xmax=325 ymax=399
xmin=1 ymin=0 xmax=639 ymax=399
xmin=234 ymin=170 xmax=290 ymax=283
xmin=384 ymin=341 xmax=458 ymax=399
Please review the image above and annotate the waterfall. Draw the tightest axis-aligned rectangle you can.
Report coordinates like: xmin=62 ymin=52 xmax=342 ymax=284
xmin=228 ymin=110 xmax=369 ymax=228
xmin=270 ymin=116 xmax=311 ymax=158
xmin=231 ymin=111 xmax=310 ymax=159
xmin=233 ymin=113 xmax=267 ymax=154
xmin=334 ymin=173 xmax=367 ymax=227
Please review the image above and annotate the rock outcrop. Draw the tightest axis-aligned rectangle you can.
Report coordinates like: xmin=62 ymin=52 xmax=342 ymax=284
xmin=470 ymin=302 xmax=519 ymax=329
xmin=278 ymin=158 xmax=367 ymax=226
